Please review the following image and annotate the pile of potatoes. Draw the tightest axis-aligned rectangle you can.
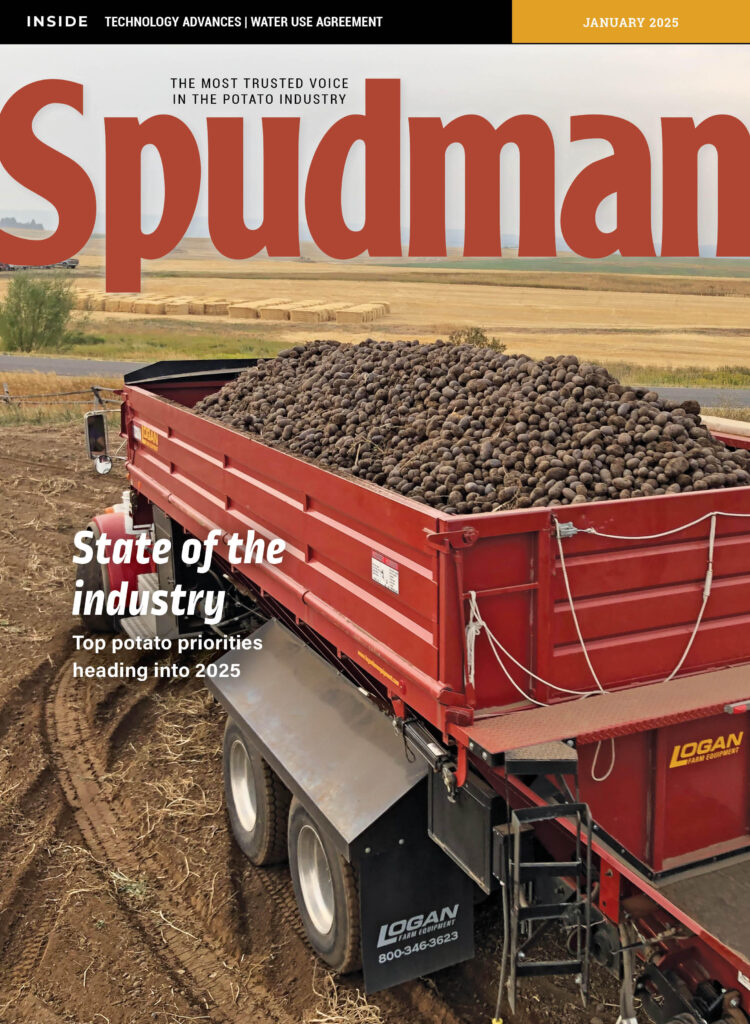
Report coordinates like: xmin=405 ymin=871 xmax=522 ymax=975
xmin=195 ymin=339 xmax=750 ymax=512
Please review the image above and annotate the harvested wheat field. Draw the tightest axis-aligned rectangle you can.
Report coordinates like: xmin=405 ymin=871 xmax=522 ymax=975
xmin=7 ymin=237 xmax=750 ymax=366
xmin=0 ymin=372 xmax=123 ymax=423
xmin=70 ymin=273 xmax=750 ymax=367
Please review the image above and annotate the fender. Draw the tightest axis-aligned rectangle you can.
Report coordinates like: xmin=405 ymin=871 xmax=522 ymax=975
xmin=88 ymin=510 xmax=155 ymax=599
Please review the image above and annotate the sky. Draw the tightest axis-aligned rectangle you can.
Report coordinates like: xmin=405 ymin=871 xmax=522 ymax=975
xmin=0 ymin=43 xmax=748 ymax=246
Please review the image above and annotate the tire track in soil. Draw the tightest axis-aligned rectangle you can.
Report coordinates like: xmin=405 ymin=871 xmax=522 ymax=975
xmin=45 ymin=650 xmax=466 ymax=1024
xmin=0 ymin=647 xmax=75 ymax=1001
xmin=0 ymin=806 xmax=72 ymax=987
xmin=45 ymin=654 xmax=295 ymax=1024
xmin=0 ymin=641 xmax=71 ymax=748
xmin=253 ymin=866 xmax=465 ymax=1024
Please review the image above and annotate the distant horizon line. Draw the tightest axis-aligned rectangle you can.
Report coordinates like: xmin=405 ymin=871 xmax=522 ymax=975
xmin=0 ymin=211 xmax=735 ymax=258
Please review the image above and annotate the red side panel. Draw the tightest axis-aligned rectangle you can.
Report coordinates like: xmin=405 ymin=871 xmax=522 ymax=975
xmin=122 ymin=380 xmax=750 ymax=734
xmin=123 ymin=384 xmax=446 ymax=723
xmin=578 ymin=731 xmax=653 ymax=865
xmin=451 ymin=490 xmax=750 ymax=711
xmin=579 ymin=711 xmax=749 ymax=873
xmin=655 ymin=712 xmax=749 ymax=870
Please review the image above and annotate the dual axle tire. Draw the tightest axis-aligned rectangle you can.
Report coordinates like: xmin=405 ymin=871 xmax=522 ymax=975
xmin=223 ymin=721 xmax=291 ymax=865
xmin=287 ymin=797 xmax=361 ymax=975
xmin=222 ymin=720 xmax=361 ymax=973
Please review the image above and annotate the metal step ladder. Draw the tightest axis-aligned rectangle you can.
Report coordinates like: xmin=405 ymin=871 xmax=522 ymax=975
xmin=495 ymin=742 xmax=593 ymax=1016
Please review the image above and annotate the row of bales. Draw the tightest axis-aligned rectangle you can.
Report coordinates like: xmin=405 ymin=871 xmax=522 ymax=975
xmin=73 ymin=292 xmax=390 ymax=323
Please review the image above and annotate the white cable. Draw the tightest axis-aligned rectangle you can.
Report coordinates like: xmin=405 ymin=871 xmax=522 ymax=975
xmin=555 ymin=525 xmax=607 ymax=694
xmin=466 ymin=600 xmax=620 ymax=777
xmin=467 ymin=508 xmax=727 ymax=705
xmin=659 ymin=512 xmax=716 ymax=682
xmin=466 ymin=592 xmax=603 ymax=701
xmin=554 ymin=511 xmax=719 ymax=690
xmin=465 ymin=596 xmax=550 ymax=708
xmin=466 ymin=507 xmax=730 ymax=783
xmin=590 ymin=737 xmax=616 ymax=782
xmin=575 ymin=508 xmax=750 ymax=543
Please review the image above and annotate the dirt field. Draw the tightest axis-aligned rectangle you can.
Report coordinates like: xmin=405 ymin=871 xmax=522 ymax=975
xmin=0 ymin=423 xmax=619 ymax=1024
xmin=0 ymin=241 xmax=737 ymax=1021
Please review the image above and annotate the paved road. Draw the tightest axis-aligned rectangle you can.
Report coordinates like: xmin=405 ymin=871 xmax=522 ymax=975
xmin=0 ymin=354 xmax=146 ymax=377
xmin=1 ymin=355 xmax=750 ymax=409
xmin=630 ymin=386 xmax=750 ymax=408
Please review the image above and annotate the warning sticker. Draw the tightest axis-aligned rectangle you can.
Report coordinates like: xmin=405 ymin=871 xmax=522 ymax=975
xmin=372 ymin=552 xmax=399 ymax=594
xmin=140 ymin=424 xmax=159 ymax=451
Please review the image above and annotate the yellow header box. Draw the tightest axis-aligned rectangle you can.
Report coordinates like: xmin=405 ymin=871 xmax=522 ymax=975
xmin=513 ymin=0 xmax=750 ymax=42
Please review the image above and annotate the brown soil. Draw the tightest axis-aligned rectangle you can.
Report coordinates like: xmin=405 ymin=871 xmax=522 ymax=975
xmin=0 ymin=423 xmax=617 ymax=1024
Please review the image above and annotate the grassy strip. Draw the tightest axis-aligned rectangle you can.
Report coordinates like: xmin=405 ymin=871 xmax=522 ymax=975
xmin=703 ymin=406 xmax=750 ymax=423
xmin=380 ymin=256 xmax=750 ymax=277
xmin=140 ymin=265 xmax=750 ymax=297
xmin=4 ymin=322 xmax=750 ymax=390
xmin=610 ymin=363 xmax=750 ymax=388
xmin=0 ymin=319 xmax=291 ymax=363
xmin=0 ymin=405 xmax=122 ymax=425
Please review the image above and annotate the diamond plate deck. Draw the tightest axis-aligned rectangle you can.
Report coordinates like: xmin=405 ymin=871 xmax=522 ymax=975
xmin=455 ymin=663 xmax=750 ymax=756
xmin=659 ymin=854 xmax=750 ymax=962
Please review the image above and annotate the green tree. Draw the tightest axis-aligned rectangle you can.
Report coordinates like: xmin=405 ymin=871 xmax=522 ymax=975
xmin=0 ymin=274 xmax=75 ymax=352
xmin=447 ymin=326 xmax=506 ymax=352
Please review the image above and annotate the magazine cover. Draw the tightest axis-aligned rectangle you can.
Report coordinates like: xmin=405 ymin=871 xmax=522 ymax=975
xmin=1 ymin=9 xmax=750 ymax=1024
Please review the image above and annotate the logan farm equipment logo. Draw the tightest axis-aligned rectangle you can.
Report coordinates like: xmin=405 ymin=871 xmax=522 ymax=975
xmin=377 ymin=904 xmax=459 ymax=948
xmin=669 ymin=731 xmax=744 ymax=768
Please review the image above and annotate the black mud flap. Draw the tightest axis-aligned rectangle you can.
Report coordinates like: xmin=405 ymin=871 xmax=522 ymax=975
xmin=355 ymin=783 xmax=475 ymax=992
xmin=208 ymin=619 xmax=475 ymax=991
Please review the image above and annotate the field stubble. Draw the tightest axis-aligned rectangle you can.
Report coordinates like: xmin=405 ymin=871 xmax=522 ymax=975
xmin=6 ymin=251 xmax=750 ymax=367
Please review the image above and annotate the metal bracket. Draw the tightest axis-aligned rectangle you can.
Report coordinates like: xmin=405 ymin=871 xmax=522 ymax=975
xmin=393 ymin=718 xmax=465 ymax=801
xmin=635 ymin=963 xmax=699 ymax=1024
xmin=441 ymin=762 xmax=458 ymax=802
xmin=396 ymin=718 xmax=453 ymax=770
xmin=424 ymin=527 xmax=479 ymax=552
xmin=555 ymin=521 xmax=579 ymax=540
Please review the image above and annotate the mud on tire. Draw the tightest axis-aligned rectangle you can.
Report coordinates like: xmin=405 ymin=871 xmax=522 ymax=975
xmin=287 ymin=797 xmax=361 ymax=974
xmin=223 ymin=719 xmax=291 ymax=865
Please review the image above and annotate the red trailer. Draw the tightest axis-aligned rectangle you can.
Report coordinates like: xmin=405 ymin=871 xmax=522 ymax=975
xmin=80 ymin=359 xmax=750 ymax=1023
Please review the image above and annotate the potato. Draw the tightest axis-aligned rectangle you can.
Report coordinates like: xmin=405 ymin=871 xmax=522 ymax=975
xmin=195 ymin=339 xmax=750 ymax=512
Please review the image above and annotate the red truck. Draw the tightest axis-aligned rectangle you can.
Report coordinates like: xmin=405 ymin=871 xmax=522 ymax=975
xmin=79 ymin=359 xmax=750 ymax=1022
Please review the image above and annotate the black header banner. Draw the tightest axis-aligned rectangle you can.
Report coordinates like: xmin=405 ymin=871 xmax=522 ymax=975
xmin=1 ymin=9 xmax=514 ymax=44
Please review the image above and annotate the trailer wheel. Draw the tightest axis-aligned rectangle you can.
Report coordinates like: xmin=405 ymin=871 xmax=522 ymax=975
xmin=223 ymin=721 xmax=290 ymax=865
xmin=287 ymin=797 xmax=361 ymax=974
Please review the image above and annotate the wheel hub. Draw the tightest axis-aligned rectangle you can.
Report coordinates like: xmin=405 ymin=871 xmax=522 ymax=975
xmin=229 ymin=739 xmax=257 ymax=832
xmin=297 ymin=823 xmax=335 ymax=935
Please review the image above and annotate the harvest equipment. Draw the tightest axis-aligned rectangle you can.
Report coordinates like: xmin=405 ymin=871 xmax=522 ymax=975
xmin=79 ymin=359 xmax=750 ymax=1023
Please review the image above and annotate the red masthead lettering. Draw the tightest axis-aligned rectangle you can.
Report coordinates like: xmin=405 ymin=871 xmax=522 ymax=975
xmin=2 ymin=78 xmax=750 ymax=288
xmin=207 ymin=116 xmax=301 ymax=259
xmin=409 ymin=113 xmax=555 ymax=257
xmin=561 ymin=115 xmax=656 ymax=258
xmin=105 ymin=115 xmax=201 ymax=291
xmin=305 ymin=78 xmax=401 ymax=258
xmin=0 ymin=79 xmax=96 ymax=265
